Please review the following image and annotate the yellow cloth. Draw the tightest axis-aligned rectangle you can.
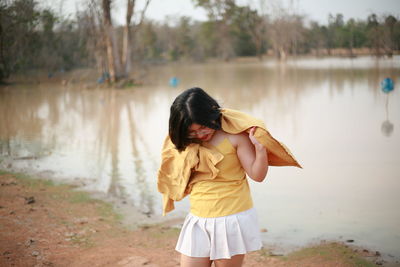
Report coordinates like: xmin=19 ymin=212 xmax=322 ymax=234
xmin=189 ymin=138 xmax=253 ymax=217
xmin=157 ymin=108 xmax=301 ymax=215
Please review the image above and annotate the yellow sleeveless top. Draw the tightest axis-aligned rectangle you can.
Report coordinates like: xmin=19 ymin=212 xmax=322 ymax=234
xmin=189 ymin=138 xmax=253 ymax=218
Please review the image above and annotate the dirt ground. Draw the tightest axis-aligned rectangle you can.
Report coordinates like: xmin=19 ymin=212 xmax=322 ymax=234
xmin=0 ymin=172 xmax=395 ymax=267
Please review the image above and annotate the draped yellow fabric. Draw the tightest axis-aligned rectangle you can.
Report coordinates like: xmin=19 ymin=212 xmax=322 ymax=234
xmin=157 ymin=108 xmax=301 ymax=215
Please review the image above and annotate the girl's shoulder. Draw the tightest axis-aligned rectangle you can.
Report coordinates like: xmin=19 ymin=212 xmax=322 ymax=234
xmin=224 ymin=131 xmax=249 ymax=148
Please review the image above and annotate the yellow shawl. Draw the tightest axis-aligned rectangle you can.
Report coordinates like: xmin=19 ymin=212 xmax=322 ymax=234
xmin=157 ymin=108 xmax=301 ymax=215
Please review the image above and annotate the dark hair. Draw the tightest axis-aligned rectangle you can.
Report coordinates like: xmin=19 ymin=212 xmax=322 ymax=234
xmin=169 ymin=87 xmax=221 ymax=151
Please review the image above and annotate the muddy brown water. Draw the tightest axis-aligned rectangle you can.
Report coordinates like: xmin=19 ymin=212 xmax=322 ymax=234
xmin=1 ymin=56 xmax=399 ymax=260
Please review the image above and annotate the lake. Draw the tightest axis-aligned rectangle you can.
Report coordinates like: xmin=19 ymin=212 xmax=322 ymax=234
xmin=1 ymin=56 xmax=399 ymax=260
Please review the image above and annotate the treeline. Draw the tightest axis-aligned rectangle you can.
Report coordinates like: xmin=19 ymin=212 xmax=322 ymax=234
xmin=1 ymin=0 xmax=399 ymax=82
xmin=0 ymin=0 xmax=89 ymax=81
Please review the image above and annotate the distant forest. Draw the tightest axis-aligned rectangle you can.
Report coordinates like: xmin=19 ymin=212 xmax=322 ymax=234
xmin=1 ymin=0 xmax=399 ymax=82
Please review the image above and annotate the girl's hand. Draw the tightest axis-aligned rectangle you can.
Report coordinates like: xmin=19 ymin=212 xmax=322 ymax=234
xmin=249 ymin=127 xmax=265 ymax=152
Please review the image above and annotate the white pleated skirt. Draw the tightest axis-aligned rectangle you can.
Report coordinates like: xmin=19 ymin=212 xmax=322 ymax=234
xmin=175 ymin=208 xmax=262 ymax=260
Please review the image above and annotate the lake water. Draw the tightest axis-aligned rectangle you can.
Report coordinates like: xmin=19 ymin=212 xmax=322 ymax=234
xmin=1 ymin=56 xmax=399 ymax=259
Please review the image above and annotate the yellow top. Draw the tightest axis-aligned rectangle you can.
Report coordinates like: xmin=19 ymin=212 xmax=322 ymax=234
xmin=189 ymin=138 xmax=253 ymax=217
xmin=157 ymin=108 xmax=301 ymax=215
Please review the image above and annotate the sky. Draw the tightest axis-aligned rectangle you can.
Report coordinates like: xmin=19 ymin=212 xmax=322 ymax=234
xmin=55 ymin=0 xmax=400 ymax=25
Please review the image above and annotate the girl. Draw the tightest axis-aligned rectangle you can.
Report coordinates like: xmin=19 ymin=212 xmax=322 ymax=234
xmin=158 ymin=87 xmax=300 ymax=267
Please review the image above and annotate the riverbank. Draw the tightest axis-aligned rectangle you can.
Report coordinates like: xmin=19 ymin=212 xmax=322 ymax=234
xmin=0 ymin=171 xmax=393 ymax=267
xmin=2 ymin=54 xmax=398 ymax=89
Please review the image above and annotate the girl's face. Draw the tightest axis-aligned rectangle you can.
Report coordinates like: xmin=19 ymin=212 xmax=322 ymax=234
xmin=188 ymin=123 xmax=215 ymax=142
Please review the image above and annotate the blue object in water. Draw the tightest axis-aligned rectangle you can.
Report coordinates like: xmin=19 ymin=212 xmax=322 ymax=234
xmin=97 ymin=76 xmax=105 ymax=84
xmin=97 ymin=72 xmax=110 ymax=84
xmin=381 ymin=77 xmax=394 ymax=93
xmin=169 ymin=77 xmax=180 ymax=87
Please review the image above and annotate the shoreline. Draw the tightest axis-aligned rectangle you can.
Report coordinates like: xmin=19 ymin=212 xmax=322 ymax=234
xmin=0 ymin=162 xmax=184 ymax=229
xmin=1 ymin=170 xmax=396 ymax=267
xmin=2 ymin=54 xmax=398 ymax=87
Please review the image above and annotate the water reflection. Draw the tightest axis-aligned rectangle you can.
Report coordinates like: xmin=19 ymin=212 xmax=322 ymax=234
xmin=86 ymin=89 xmax=162 ymax=215
xmin=381 ymin=95 xmax=394 ymax=137
xmin=1 ymin=56 xmax=400 ymax=258
xmin=0 ymin=86 xmax=163 ymax=215
xmin=380 ymin=78 xmax=395 ymax=137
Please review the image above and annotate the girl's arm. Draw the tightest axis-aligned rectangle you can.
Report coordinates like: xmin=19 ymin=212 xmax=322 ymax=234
xmin=233 ymin=127 xmax=269 ymax=182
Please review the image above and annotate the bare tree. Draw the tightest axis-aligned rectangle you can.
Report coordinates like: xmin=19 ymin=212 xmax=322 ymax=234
xmin=268 ymin=9 xmax=304 ymax=60
xmin=121 ymin=0 xmax=135 ymax=75
xmin=249 ymin=0 xmax=269 ymax=59
xmin=102 ymin=0 xmax=119 ymax=82
xmin=99 ymin=0 xmax=150 ymax=83
xmin=121 ymin=0 xmax=150 ymax=76
xmin=194 ymin=0 xmax=236 ymax=60
xmin=86 ymin=0 xmax=108 ymax=74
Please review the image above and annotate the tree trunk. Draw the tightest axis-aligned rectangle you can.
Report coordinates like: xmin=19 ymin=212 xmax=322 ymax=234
xmin=102 ymin=0 xmax=117 ymax=82
xmin=102 ymin=0 xmax=122 ymax=82
xmin=121 ymin=0 xmax=150 ymax=78
xmin=121 ymin=0 xmax=135 ymax=77
xmin=102 ymin=0 xmax=150 ymax=83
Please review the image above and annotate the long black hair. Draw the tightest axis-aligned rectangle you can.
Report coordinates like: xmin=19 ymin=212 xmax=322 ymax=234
xmin=169 ymin=87 xmax=221 ymax=151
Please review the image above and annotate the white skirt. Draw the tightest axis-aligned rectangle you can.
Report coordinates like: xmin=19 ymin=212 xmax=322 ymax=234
xmin=175 ymin=208 xmax=262 ymax=260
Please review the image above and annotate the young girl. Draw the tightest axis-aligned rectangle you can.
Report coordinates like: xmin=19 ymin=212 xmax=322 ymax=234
xmin=158 ymin=88 xmax=301 ymax=267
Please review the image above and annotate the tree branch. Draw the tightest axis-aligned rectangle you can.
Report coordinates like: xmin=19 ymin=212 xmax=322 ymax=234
xmin=134 ymin=0 xmax=151 ymax=32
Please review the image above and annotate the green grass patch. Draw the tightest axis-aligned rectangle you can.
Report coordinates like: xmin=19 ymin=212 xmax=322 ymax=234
xmin=284 ymin=242 xmax=376 ymax=266
xmin=1 ymin=169 xmax=123 ymax=224
xmin=147 ymin=226 xmax=180 ymax=239
xmin=68 ymin=191 xmax=93 ymax=204
xmin=257 ymin=248 xmax=272 ymax=257
xmin=96 ymin=201 xmax=123 ymax=223
xmin=68 ymin=233 xmax=95 ymax=248
xmin=0 ymin=170 xmax=55 ymax=188
xmin=351 ymin=257 xmax=377 ymax=267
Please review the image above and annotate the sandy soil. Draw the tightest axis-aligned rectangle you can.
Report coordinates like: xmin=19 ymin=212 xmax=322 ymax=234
xmin=0 ymin=172 xmax=394 ymax=267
